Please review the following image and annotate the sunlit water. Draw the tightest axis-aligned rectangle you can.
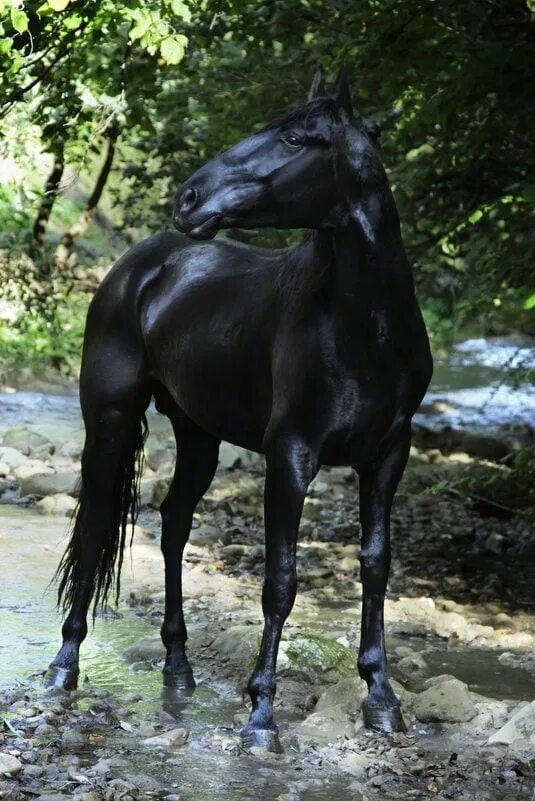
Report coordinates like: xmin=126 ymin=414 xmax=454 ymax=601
xmin=414 ymin=336 xmax=535 ymax=431
xmin=0 ymin=337 xmax=534 ymax=799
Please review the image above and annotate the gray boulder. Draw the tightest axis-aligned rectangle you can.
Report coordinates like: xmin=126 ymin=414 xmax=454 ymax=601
xmin=0 ymin=753 xmax=22 ymax=775
xmin=295 ymin=707 xmax=354 ymax=744
xmin=142 ymin=727 xmax=188 ymax=747
xmin=2 ymin=427 xmax=54 ymax=458
xmin=122 ymin=636 xmax=165 ymax=663
xmin=36 ymin=493 xmax=78 ymax=516
xmin=488 ymin=701 xmax=535 ymax=746
xmin=20 ymin=471 xmax=79 ymax=498
xmin=189 ymin=524 xmax=228 ymax=546
xmin=212 ymin=625 xmax=262 ymax=665
xmin=279 ymin=634 xmax=356 ymax=678
xmin=414 ymin=677 xmax=477 ymax=723
xmin=219 ymin=442 xmax=262 ymax=470
xmin=145 ymin=439 xmax=174 ymax=472
xmin=0 ymin=446 xmax=32 ymax=471
xmin=314 ymin=676 xmax=367 ymax=717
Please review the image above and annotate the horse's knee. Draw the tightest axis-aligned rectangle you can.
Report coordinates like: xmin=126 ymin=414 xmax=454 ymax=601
xmin=262 ymin=569 xmax=297 ymax=614
xmin=360 ymin=546 xmax=389 ymax=584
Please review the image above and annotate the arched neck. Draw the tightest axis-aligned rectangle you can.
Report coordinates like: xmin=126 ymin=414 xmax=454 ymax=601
xmin=313 ymin=184 xmax=415 ymax=346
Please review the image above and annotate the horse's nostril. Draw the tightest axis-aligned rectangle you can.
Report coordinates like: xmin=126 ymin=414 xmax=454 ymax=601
xmin=180 ymin=186 xmax=198 ymax=213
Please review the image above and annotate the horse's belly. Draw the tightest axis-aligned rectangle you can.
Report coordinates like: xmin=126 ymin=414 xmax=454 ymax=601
xmin=149 ymin=333 xmax=272 ymax=451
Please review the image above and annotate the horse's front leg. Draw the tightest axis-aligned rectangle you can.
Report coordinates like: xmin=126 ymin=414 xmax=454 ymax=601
xmin=241 ymin=436 xmax=317 ymax=752
xmin=357 ymin=429 xmax=411 ymax=733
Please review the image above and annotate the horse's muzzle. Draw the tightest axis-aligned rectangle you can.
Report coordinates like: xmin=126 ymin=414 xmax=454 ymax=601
xmin=173 ymin=211 xmax=221 ymax=241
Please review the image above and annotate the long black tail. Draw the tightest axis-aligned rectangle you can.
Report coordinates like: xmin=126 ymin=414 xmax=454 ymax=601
xmin=53 ymin=415 xmax=148 ymax=616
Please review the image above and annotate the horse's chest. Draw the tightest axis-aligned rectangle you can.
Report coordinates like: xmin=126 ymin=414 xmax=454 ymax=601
xmin=273 ymin=325 xmax=403 ymax=463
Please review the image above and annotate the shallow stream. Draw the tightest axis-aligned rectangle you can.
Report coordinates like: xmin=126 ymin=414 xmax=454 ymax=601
xmin=0 ymin=336 xmax=534 ymax=800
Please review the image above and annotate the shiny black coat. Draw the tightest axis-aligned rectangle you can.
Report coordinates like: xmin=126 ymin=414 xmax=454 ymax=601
xmin=48 ymin=70 xmax=432 ymax=749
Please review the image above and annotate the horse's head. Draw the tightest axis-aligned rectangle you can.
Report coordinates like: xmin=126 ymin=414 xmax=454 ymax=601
xmin=173 ymin=67 xmax=383 ymax=240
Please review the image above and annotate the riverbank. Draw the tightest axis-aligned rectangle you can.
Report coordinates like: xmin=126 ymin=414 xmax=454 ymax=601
xmin=0 ymin=401 xmax=534 ymax=799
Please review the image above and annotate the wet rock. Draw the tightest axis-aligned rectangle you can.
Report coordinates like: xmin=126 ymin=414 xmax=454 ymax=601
xmin=301 ymin=499 xmax=323 ymax=522
xmin=488 ymin=701 xmax=535 ymax=747
xmin=218 ymin=443 xmax=243 ymax=469
xmin=21 ymin=764 xmax=44 ymax=778
xmin=142 ymin=726 xmax=188 ymax=747
xmin=203 ymin=731 xmax=241 ymax=754
xmin=279 ymin=635 xmax=356 ymax=678
xmin=314 ymin=676 xmax=367 ymax=717
xmin=145 ymin=439 xmax=174 ymax=472
xmin=464 ymin=697 xmax=511 ymax=737
xmin=329 ymin=749 xmax=371 ymax=777
xmin=21 ymin=470 xmax=78 ymax=498
xmin=0 ymin=753 xmax=22 ymax=775
xmin=219 ymin=544 xmax=246 ymax=564
xmin=13 ymin=460 xmax=53 ymax=481
xmin=122 ymin=635 xmax=165 ymax=663
xmin=36 ymin=493 xmax=77 ymax=516
xmin=124 ymin=773 xmax=166 ymax=793
xmin=296 ymin=708 xmax=354 ymax=744
xmin=219 ymin=443 xmax=262 ymax=470
xmin=212 ymin=624 xmax=262 ymax=665
xmin=34 ymin=722 xmax=58 ymax=737
xmin=385 ymin=596 xmax=495 ymax=643
xmin=2 ymin=427 xmax=54 ymax=458
xmin=58 ymin=439 xmax=83 ymax=460
xmin=459 ymin=432 xmax=510 ymax=461
xmin=77 ymin=793 xmax=101 ymax=801
xmin=152 ymin=477 xmax=172 ymax=508
xmin=107 ymin=778 xmax=137 ymax=795
xmin=189 ymin=524 xmax=227 ymax=546
xmin=139 ymin=477 xmax=160 ymax=507
xmin=397 ymin=652 xmax=427 ymax=674
xmin=0 ymin=446 xmax=32 ymax=471
xmin=34 ymin=795 xmax=71 ymax=801
xmin=414 ymin=677 xmax=477 ymax=723
xmin=61 ymin=729 xmax=87 ymax=750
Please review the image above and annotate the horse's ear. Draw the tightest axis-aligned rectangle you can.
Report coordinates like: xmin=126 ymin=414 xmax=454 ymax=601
xmin=308 ymin=68 xmax=327 ymax=100
xmin=333 ymin=64 xmax=353 ymax=118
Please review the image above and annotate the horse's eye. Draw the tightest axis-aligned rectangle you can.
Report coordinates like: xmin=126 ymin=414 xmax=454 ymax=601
xmin=282 ymin=133 xmax=303 ymax=149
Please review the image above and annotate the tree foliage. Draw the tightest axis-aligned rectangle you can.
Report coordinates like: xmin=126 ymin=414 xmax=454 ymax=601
xmin=0 ymin=0 xmax=533 ymax=374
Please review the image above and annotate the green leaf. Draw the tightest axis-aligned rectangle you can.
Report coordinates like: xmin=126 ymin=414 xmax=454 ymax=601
xmin=170 ymin=0 xmax=192 ymax=23
xmin=10 ymin=8 xmax=28 ymax=34
xmin=47 ymin=0 xmax=71 ymax=10
xmin=129 ymin=10 xmax=151 ymax=42
xmin=523 ymin=294 xmax=535 ymax=311
xmin=63 ymin=13 xmax=82 ymax=30
xmin=160 ymin=35 xmax=187 ymax=64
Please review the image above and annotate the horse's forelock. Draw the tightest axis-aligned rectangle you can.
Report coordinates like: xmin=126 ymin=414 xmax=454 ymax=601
xmin=261 ymin=97 xmax=341 ymax=135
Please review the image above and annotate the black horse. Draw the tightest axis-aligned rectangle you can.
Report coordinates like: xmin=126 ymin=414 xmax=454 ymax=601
xmin=45 ymin=68 xmax=432 ymax=751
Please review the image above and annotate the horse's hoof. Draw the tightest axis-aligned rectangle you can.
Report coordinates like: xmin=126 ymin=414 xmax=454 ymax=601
xmin=161 ymin=685 xmax=195 ymax=717
xmin=162 ymin=669 xmax=196 ymax=690
xmin=362 ymin=701 xmax=407 ymax=733
xmin=240 ymin=726 xmax=283 ymax=753
xmin=43 ymin=665 xmax=79 ymax=691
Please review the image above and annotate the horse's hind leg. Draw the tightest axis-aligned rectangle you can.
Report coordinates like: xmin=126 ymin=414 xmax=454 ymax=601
xmin=158 ymin=408 xmax=220 ymax=687
xmin=45 ymin=367 xmax=151 ymax=689
xmin=357 ymin=428 xmax=411 ymax=733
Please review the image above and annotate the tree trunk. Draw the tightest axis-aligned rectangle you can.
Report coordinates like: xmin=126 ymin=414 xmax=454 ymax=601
xmin=54 ymin=124 xmax=118 ymax=271
xmin=32 ymin=144 xmax=65 ymax=247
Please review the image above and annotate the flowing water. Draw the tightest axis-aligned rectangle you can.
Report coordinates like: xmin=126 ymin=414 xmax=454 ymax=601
xmin=0 ymin=336 xmax=534 ymax=800
xmin=414 ymin=335 xmax=535 ymax=431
